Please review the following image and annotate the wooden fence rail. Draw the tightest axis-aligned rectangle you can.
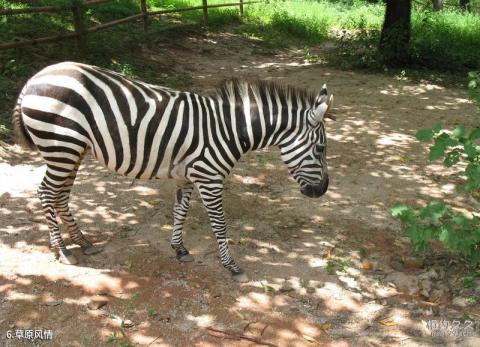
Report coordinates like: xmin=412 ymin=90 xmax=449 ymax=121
xmin=0 ymin=0 xmax=112 ymax=15
xmin=0 ymin=0 xmax=264 ymax=56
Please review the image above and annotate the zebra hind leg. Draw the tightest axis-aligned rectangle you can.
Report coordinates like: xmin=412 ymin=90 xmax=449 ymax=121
xmin=56 ymin=153 xmax=102 ymax=256
xmin=38 ymin=167 xmax=79 ymax=265
xmin=171 ymin=185 xmax=194 ymax=262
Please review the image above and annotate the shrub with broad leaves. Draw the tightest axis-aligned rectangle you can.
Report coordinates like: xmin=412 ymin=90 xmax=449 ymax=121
xmin=392 ymin=71 xmax=480 ymax=265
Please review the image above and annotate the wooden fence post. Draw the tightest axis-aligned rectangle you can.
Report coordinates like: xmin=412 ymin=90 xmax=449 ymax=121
xmin=239 ymin=0 xmax=244 ymax=16
xmin=140 ymin=0 xmax=148 ymax=31
xmin=72 ymin=1 xmax=87 ymax=59
xmin=202 ymin=0 xmax=208 ymax=25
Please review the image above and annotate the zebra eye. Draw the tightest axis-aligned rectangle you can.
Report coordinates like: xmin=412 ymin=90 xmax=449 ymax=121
xmin=313 ymin=144 xmax=325 ymax=156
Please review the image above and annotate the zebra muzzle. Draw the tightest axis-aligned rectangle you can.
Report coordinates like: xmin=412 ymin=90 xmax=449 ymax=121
xmin=300 ymin=176 xmax=329 ymax=198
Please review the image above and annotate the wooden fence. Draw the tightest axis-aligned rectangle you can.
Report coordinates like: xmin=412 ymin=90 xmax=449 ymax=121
xmin=0 ymin=0 xmax=263 ymax=56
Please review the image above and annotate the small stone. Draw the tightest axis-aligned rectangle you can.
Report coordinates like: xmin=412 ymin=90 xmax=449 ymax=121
xmin=389 ymin=260 xmax=403 ymax=271
xmin=418 ymin=278 xmax=433 ymax=298
xmin=122 ymin=319 xmax=134 ymax=328
xmin=87 ymin=296 xmax=108 ymax=310
xmin=244 ymin=322 xmax=269 ymax=337
xmin=430 ymin=288 xmax=446 ymax=301
xmin=452 ymin=297 xmax=468 ymax=308
xmin=279 ymin=283 xmax=294 ymax=293
xmin=418 ymin=269 xmax=438 ymax=280
xmin=46 ymin=300 xmax=62 ymax=306
xmin=423 ymin=307 xmax=434 ymax=316
xmin=159 ymin=316 xmax=171 ymax=323
xmin=402 ymin=257 xmax=424 ymax=270
xmin=385 ymin=272 xmax=419 ymax=295
xmin=407 ymin=302 xmax=416 ymax=310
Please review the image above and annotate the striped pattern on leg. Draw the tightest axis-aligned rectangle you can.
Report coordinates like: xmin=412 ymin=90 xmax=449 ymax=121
xmin=171 ymin=185 xmax=194 ymax=261
xmin=195 ymin=182 xmax=241 ymax=275
xmin=38 ymin=163 xmax=80 ymax=264
xmin=55 ymin=153 xmax=93 ymax=250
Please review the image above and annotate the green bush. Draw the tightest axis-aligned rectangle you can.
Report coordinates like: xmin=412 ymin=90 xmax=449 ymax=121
xmin=392 ymin=202 xmax=480 ymax=264
xmin=392 ymin=72 xmax=480 ymax=265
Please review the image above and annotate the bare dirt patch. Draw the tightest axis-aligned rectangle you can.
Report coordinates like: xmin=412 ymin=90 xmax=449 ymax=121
xmin=1 ymin=31 xmax=479 ymax=347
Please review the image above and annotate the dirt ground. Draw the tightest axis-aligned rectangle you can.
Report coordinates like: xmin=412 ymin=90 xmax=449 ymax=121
xmin=1 ymin=30 xmax=480 ymax=347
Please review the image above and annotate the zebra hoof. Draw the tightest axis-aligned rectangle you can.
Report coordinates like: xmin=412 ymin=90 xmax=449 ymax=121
xmin=231 ymin=270 xmax=249 ymax=283
xmin=58 ymin=250 xmax=78 ymax=265
xmin=82 ymin=244 xmax=103 ymax=255
xmin=178 ymin=254 xmax=195 ymax=262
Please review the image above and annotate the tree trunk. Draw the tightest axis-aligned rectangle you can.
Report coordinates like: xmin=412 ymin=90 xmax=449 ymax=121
xmin=459 ymin=0 xmax=470 ymax=11
xmin=379 ymin=0 xmax=412 ymax=66
xmin=432 ymin=0 xmax=443 ymax=11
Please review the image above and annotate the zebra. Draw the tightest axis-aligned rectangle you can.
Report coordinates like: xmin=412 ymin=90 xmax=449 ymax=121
xmin=13 ymin=61 xmax=334 ymax=282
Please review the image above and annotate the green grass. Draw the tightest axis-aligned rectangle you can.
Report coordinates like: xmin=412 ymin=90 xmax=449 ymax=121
xmin=411 ymin=9 xmax=480 ymax=70
xmin=151 ymin=0 xmax=480 ymax=71
xmin=1 ymin=0 xmax=480 ymax=140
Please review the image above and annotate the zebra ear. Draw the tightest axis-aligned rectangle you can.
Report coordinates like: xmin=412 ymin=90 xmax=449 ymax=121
xmin=311 ymin=85 xmax=329 ymax=124
xmin=324 ymin=94 xmax=336 ymax=121
xmin=320 ymin=84 xmax=328 ymax=96
xmin=311 ymin=90 xmax=335 ymax=124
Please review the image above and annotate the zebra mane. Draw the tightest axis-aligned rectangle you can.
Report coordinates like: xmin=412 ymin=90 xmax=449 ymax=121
xmin=215 ymin=78 xmax=316 ymax=108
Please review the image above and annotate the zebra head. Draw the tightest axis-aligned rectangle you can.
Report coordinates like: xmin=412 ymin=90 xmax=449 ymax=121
xmin=279 ymin=84 xmax=334 ymax=198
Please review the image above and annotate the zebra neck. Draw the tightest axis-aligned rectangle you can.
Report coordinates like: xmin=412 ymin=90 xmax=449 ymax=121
xmin=220 ymin=101 xmax=296 ymax=158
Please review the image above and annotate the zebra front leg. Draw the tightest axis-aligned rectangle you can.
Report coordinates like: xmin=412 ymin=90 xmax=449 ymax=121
xmin=195 ymin=182 xmax=249 ymax=283
xmin=38 ymin=181 xmax=78 ymax=265
xmin=171 ymin=185 xmax=194 ymax=262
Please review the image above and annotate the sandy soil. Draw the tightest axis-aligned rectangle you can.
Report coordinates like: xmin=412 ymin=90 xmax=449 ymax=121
xmin=1 ymin=30 xmax=479 ymax=347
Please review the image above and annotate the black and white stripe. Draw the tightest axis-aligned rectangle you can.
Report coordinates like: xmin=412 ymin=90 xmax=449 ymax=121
xmin=14 ymin=62 xmax=334 ymax=280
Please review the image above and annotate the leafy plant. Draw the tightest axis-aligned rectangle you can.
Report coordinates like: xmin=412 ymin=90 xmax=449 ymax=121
xmin=326 ymin=260 xmax=336 ymax=274
xmin=392 ymin=71 xmax=480 ymax=265
xmin=147 ymin=308 xmax=158 ymax=318
xmin=466 ymin=296 xmax=480 ymax=305
xmin=261 ymin=282 xmax=276 ymax=293
xmin=462 ymin=274 xmax=479 ymax=289
xmin=469 ymin=71 xmax=480 ymax=104
xmin=123 ymin=292 xmax=139 ymax=318
xmin=416 ymin=124 xmax=480 ymax=192
xmin=106 ymin=330 xmax=133 ymax=347
xmin=392 ymin=202 xmax=480 ymax=264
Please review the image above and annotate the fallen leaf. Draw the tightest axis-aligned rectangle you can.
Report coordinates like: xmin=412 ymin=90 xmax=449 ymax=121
xmin=361 ymin=262 xmax=372 ymax=270
xmin=319 ymin=323 xmax=331 ymax=331
xmin=379 ymin=319 xmax=396 ymax=326
xmin=302 ymin=334 xmax=319 ymax=343
xmin=402 ymin=258 xmax=424 ymax=270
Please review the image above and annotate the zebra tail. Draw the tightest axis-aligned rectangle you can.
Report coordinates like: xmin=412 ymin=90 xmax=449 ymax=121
xmin=12 ymin=84 xmax=35 ymax=150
